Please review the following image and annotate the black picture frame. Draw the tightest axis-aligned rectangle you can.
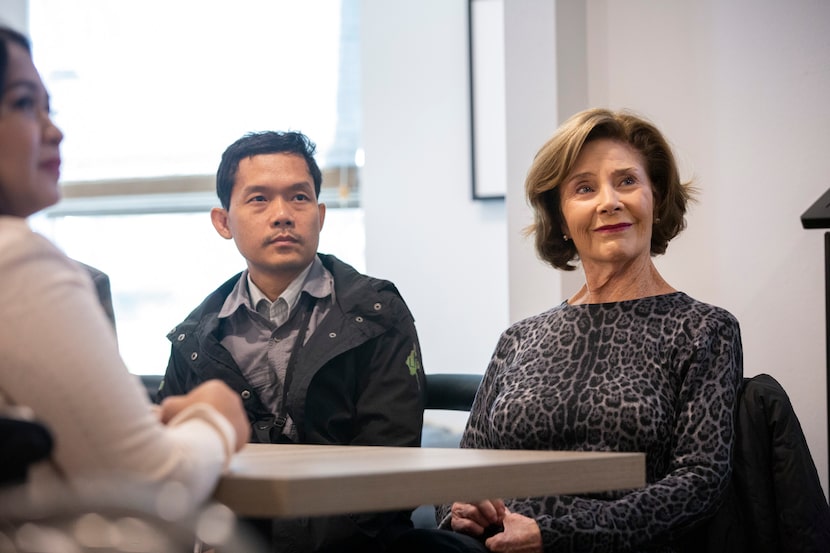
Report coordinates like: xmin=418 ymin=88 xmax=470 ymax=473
xmin=468 ymin=0 xmax=507 ymax=200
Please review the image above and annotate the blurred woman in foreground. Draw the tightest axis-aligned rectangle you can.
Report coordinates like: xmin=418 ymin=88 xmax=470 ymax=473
xmin=0 ymin=25 xmax=249 ymax=514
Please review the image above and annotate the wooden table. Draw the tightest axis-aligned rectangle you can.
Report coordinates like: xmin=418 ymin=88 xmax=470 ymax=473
xmin=213 ymin=444 xmax=645 ymax=517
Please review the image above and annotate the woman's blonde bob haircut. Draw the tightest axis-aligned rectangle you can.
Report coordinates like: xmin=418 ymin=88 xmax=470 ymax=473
xmin=525 ymin=108 xmax=694 ymax=271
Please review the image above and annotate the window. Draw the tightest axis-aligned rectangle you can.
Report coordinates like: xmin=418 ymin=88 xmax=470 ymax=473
xmin=29 ymin=210 xmax=365 ymax=375
xmin=26 ymin=0 xmax=364 ymax=374
xmin=30 ymin=0 xmax=359 ymax=183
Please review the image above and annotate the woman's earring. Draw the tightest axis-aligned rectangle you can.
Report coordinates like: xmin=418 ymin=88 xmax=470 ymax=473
xmin=654 ymin=217 xmax=661 ymax=223
xmin=562 ymin=234 xmax=569 ymax=241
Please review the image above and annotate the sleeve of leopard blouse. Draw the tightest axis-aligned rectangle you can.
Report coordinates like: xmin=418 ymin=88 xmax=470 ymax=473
xmin=434 ymin=328 xmax=517 ymax=527
xmin=519 ymin=313 xmax=743 ymax=553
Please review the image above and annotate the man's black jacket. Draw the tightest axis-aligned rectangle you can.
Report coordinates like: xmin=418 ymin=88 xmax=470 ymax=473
xmin=159 ymin=254 xmax=426 ymax=552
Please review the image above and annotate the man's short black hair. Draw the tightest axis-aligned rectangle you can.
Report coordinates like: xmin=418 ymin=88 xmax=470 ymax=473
xmin=215 ymin=131 xmax=323 ymax=209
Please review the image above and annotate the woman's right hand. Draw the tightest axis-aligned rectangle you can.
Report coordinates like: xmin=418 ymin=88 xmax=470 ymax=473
xmin=159 ymin=379 xmax=250 ymax=451
xmin=450 ymin=498 xmax=507 ymax=536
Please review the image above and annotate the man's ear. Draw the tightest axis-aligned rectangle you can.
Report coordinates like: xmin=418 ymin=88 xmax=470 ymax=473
xmin=210 ymin=207 xmax=233 ymax=240
xmin=317 ymin=202 xmax=326 ymax=231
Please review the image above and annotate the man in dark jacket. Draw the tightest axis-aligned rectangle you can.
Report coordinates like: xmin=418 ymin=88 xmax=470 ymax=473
xmin=158 ymin=130 xmax=426 ymax=552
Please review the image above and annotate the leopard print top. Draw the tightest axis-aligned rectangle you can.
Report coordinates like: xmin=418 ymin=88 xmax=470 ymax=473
xmin=439 ymin=292 xmax=743 ymax=552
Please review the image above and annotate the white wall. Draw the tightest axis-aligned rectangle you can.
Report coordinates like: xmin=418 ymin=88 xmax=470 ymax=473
xmin=502 ymin=0 xmax=564 ymax=322
xmin=360 ymin=0 xmax=510 ymax=382
xmin=362 ymin=0 xmax=830 ymax=495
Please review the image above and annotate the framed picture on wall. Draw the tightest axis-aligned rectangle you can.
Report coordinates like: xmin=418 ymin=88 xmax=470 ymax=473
xmin=469 ymin=0 xmax=507 ymax=200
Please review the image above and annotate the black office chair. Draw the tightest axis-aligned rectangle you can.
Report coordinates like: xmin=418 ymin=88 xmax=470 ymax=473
xmin=0 ymin=409 xmax=52 ymax=487
xmin=140 ymin=374 xmax=164 ymax=404
xmin=424 ymin=373 xmax=483 ymax=412
xmin=75 ymin=260 xmax=117 ymax=333
xmin=72 ymin=263 xmax=162 ymax=403
xmin=678 ymin=374 xmax=830 ymax=553
xmin=727 ymin=374 xmax=830 ymax=552
xmin=419 ymin=373 xmax=483 ymax=449
xmin=412 ymin=373 xmax=483 ymax=529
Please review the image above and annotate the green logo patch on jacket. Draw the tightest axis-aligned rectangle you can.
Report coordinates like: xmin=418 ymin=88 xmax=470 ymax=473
xmin=406 ymin=346 xmax=421 ymax=377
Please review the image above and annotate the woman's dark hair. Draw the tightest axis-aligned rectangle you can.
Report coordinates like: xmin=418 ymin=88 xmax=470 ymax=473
xmin=215 ymin=130 xmax=322 ymax=209
xmin=0 ymin=26 xmax=31 ymax=95
xmin=525 ymin=108 xmax=695 ymax=271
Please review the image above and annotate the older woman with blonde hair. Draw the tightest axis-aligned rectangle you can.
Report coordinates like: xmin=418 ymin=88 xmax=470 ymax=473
xmin=395 ymin=108 xmax=743 ymax=553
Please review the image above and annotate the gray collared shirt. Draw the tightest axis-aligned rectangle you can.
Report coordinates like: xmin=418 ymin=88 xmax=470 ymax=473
xmin=217 ymin=256 xmax=334 ymax=441
xmin=247 ymin=262 xmax=311 ymax=327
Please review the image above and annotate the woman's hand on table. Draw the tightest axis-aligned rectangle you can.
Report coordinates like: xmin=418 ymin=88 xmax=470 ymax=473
xmin=159 ymin=379 xmax=250 ymax=451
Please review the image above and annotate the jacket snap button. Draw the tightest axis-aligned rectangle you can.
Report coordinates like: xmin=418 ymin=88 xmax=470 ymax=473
xmin=177 ymin=333 xmax=186 ymax=341
xmin=241 ymin=390 xmax=251 ymax=399
xmin=329 ymin=332 xmax=337 ymax=338
xmin=373 ymin=303 xmax=382 ymax=311
xmin=190 ymin=352 xmax=198 ymax=361
xmin=355 ymin=316 xmax=364 ymax=323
